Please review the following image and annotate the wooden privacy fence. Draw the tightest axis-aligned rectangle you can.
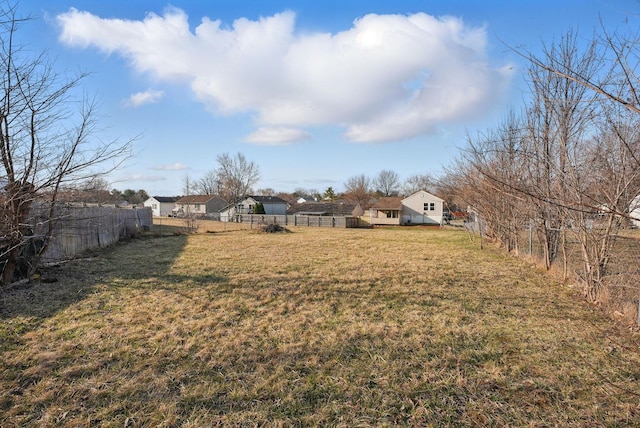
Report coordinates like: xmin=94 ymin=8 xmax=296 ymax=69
xmin=38 ymin=206 xmax=152 ymax=263
xmin=234 ymin=214 xmax=361 ymax=228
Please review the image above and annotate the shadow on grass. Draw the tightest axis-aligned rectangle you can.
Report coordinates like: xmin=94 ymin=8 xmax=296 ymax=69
xmin=0 ymin=234 xmax=199 ymax=328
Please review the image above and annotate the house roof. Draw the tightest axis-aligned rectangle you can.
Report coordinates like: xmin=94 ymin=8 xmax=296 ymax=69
xmin=174 ymin=195 xmax=228 ymax=213
xmin=151 ymin=196 xmax=179 ymax=203
xmin=402 ymin=190 xmax=444 ymax=203
xmin=177 ymin=195 xmax=216 ymax=204
xmin=288 ymin=202 xmax=361 ymax=216
xmin=249 ymin=195 xmax=288 ymax=204
xmin=371 ymin=197 xmax=403 ymax=210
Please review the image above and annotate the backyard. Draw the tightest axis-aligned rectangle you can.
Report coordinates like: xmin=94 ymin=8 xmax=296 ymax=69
xmin=1 ymin=222 xmax=639 ymax=426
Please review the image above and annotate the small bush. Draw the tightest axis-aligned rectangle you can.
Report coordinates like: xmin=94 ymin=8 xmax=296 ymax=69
xmin=261 ymin=223 xmax=290 ymax=233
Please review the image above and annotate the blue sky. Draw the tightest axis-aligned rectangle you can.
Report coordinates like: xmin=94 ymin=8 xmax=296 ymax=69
xmin=14 ymin=0 xmax=637 ymax=196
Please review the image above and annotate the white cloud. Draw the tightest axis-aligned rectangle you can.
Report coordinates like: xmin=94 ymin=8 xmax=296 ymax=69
xmin=152 ymin=163 xmax=189 ymax=171
xmin=124 ymin=89 xmax=165 ymax=107
xmin=57 ymin=8 xmax=512 ymax=143
xmin=244 ymin=126 xmax=311 ymax=146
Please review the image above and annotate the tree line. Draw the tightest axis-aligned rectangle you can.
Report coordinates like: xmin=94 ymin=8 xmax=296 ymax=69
xmin=444 ymin=27 xmax=640 ymax=309
xmin=182 ymin=163 xmax=446 ymax=210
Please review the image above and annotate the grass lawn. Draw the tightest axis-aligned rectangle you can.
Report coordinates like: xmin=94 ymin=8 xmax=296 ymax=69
xmin=1 ymin=224 xmax=639 ymax=426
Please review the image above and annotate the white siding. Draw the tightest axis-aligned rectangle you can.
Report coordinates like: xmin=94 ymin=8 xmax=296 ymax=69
xmin=401 ymin=190 xmax=444 ymax=225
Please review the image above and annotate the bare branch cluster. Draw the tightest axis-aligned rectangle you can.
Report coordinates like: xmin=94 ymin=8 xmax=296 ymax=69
xmin=450 ymin=27 xmax=640 ymax=307
xmin=187 ymin=152 xmax=260 ymax=204
xmin=0 ymin=2 xmax=132 ymax=284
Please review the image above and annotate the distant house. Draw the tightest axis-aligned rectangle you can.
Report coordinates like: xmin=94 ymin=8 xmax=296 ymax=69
xmin=296 ymin=195 xmax=318 ymax=204
xmin=144 ymin=196 xmax=179 ymax=217
xmin=288 ymin=201 xmax=364 ymax=217
xmin=369 ymin=190 xmax=445 ymax=226
xmin=220 ymin=195 xmax=289 ymax=221
xmin=629 ymin=195 xmax=640 ymax=228
xmin=174 ymin=195 xmax=227 ymax=219
xmin=368 ymin=197 xmax=403 ymax=225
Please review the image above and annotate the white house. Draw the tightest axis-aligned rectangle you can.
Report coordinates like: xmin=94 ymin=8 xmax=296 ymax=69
xmin=220 ymin=195 xmax=289 ymax=221
xmin=629 ymin=195 xmax=640 ymax=227
xmin=173 ymin=195 xmax=228 ymax=219
xmin=144 ymin=196 xmax=179 ymax=217
xmin=402 ymin=190 xmax=445 ymax=225
xmin=368 ymin=190 xmax=445 ymax=226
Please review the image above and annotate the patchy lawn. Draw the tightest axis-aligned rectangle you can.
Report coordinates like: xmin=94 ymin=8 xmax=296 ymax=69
xmin=1 ymin=226 xmax=639 ymax=426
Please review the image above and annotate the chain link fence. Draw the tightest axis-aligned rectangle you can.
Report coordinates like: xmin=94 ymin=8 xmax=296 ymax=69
xmin=465 ymin=219 xmax=640 ymax=324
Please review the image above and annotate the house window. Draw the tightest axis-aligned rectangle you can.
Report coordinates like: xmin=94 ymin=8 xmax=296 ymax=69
xmin=423 ymin=202 xmax=435 ymax=211
xmin=152 ymin=204 xmax=158 ymax=210
xmin=194 ymin=204 xmax=201 ymax=210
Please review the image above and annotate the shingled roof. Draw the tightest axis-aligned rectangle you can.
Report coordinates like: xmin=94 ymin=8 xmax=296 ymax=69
xmin=177 ymin=195 xmax=218 ymax=204
xmin=151 ymin=196 xmax=179 ymax=203
xmin=288 ymin=202 xmax=362 ymax=216
xmin=370 ymin=197 xmax=403 ymax=210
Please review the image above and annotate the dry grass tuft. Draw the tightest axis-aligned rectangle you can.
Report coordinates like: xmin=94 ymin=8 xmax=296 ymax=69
xmin=1 ymin=225 xmax=640 ymax=426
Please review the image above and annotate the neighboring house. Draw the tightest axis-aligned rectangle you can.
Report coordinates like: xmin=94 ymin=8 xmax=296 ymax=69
xmin=629 ymin=195 xmax=640 ymax=228
xmin=289 ymin=201 xmax=364 ymax=217
xmin=296 ymin=195 xmax=318 ymax=203
xmin=220 ymin=195 xmax=289 ymax=221
xmin=368 ymin=197 xmax=403 ymax=225
xmin=144 ymin=196 xmax=179 ymax=217
xmin=369 ymin=190 xmax=445 ymax=226
xmin=402 ymin=190 xmax=445 ymax=225
xmin=174 ymin=195 xmax=227 ymax=219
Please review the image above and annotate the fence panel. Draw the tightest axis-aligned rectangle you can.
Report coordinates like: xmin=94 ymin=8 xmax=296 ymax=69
xmin=233 ymin=214 xmax=358 ymax=228
xmin=38 ymin=206 xmax=152 ymax=263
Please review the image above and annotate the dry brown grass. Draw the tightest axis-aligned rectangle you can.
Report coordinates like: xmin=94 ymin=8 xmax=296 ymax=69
xmin=1 ymin=225 xmax=640 ymax=426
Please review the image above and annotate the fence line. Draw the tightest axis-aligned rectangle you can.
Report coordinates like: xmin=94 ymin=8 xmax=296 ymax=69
xmin=233 ymin=214 xmax=361 ymax=228
xmin=37 ymin=206 xmax=153 ymax=263
xmin=466 ymin=218 xmax=640 ymax=323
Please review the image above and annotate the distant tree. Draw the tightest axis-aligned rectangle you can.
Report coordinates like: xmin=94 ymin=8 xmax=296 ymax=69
xmin=193 ymin=170 xmax=219 ymax=195
xmin=215 ymin=152 xmax=260 ymax=202
xmin=253 ymin=202 xmax=266 ymax=214
xmin=81 ymin=177 xmax=111 ymax=191
xmin=121 ymin=189 xmax=149 ymax=205
xmin=343 ymin=174 xmax=372 ymax=207
xmin=59 ymin=177 xmax=113 ymax=204
xmin=373 ymin=170 xmax=400 ymax=196
xmin=182 ymin=173 xmax=193 ymax=196
xmin=323 ymin=187 xmax=336 ymax=200
xmin=256 ymin=187 xmax=275 ymax=196
xmin=402 ymin=173 xmax=435 ymax=196
xmin=111 ymin=189 xmax=123 ymax=200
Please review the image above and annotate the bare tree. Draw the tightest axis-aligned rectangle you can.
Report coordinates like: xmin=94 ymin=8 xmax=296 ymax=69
xmin=373 ymin=170 xmax=400 ymax=196
xmin=256 ymin=187 xmax=275 ymax=196
xmin=215 ymin=152 xmax=260 ymax=202
xmin=0 ymin=3 xmax=132 ymax=284
xmin=402 ymin=173 xmax=435 ymax=196
xmin=460 ymin=27 xmax=640 ymax=304
xmin=459 ymin=110 xmax=531 ymax=253
xmin=182 ymin=174 xmax=192 ymax=196
xmin=522 ymin=30 xmax=600 ymax=272
xmin=193 ymin=170 xmax=219 ymax=195
xmin=343 ymin=174 xmax=372 ymax=207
